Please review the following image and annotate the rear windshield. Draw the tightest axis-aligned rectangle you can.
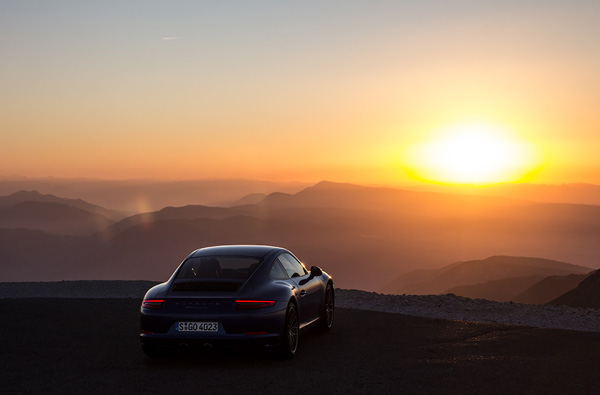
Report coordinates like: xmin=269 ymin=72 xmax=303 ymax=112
xmin=176 ymin=256 xmax=262 ymax=279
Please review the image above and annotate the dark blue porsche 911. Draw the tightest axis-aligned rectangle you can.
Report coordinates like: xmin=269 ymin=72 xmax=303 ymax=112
xmin=140 ymin=245 xmax=334 ymax=357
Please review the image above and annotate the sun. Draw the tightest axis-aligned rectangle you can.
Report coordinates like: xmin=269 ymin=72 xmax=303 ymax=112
xmin=402 ymin=122 xmax=543 ymax=186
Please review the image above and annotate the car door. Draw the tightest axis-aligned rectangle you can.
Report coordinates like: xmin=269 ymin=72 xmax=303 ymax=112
xmin=277 ymin=253 xmax=321 ymax=326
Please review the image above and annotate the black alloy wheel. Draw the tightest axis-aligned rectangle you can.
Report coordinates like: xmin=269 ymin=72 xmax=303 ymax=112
xmin=319 ymin=283 xmax=335 ymax=331
xmin=281 ymin=302 xmax=299 ymax=357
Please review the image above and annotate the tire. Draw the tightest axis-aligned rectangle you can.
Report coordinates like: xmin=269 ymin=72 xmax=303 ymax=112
xmin=318 ymin=283 xmax=335 ymax=331
xmin=280 ymin=302 xmax=299 ymax=358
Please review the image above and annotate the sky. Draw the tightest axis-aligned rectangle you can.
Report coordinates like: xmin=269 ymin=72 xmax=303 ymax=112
xmin=2 ymin=0 xmax=599 ymax=186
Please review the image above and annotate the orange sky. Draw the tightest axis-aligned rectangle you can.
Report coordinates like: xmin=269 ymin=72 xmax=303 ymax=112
xmin=2 ymin=1 xmax=599 ymax=186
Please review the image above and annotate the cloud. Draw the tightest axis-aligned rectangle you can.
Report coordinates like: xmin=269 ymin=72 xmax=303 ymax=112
xmin=162 ymin=37 xmax=182 ymax=40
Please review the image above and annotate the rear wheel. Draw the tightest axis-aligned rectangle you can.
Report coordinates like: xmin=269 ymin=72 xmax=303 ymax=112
xmin=280 ymin=302 xmax=299 ymax=358
xmin=318 ymin=283 xmax=335 ymax=331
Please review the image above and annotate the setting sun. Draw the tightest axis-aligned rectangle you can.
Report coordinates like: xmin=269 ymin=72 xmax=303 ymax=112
xmin=403 ymin=123 xmax=544 ymax=186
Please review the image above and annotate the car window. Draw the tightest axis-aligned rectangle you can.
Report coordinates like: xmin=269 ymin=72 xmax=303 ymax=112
xmin=278 ymin=253 xmax=307 ymax=278
xmin=269 ymin=260 xmax=289 ymax=280
xmin=177 ymin=256 xmax=262 ymax=279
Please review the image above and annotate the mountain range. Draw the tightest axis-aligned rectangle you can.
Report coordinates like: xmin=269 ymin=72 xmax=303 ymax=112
xmin=511 ymin=273 xmax=592 ymax=305
xmin=381 ymin=256 xmax=593 ymax=303
xmin=0 ymin=181 xmax=599 ymax=299
xmin=0 ymin=191 xmax=127 ymax=236
xmin=0 ymin=190 xmax=127 ymax=220
xmin=0 ymin=178 xmax=309 ymax=212
xmin=550 ymin=270 xmax=600 ymax=308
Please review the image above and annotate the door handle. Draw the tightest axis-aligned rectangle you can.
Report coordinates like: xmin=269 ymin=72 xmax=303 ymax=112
xmin=299 ymin=290 xmax=306 ymax=297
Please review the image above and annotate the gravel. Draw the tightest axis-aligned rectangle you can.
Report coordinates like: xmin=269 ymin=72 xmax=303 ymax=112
xmin=336 ymin=289 xmax=600 ymax=333
xmin=2 ymin=281 xmax=599 ymax=333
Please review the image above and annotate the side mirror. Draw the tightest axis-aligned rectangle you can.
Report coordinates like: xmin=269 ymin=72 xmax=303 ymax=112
xmin=299 ymin=266 xmax=323 ymax=285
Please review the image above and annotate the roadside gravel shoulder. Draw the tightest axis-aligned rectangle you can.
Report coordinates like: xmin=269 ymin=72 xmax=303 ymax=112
xmin=336 ymin=289 xmax=600 ymax=333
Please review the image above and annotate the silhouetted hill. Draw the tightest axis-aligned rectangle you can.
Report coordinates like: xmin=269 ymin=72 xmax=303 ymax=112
xmin=445 ymin=275 xmax=545 ymax=302
xmin=0 ymin=178 xmax=309 ymax=212
xmin=103 ymin=205 xmax=248 ymax=238
xmin=2 ymin=181 xmax=600 ymax=290
xmin=260 ymin=180 xmax=524 ymax=212
xmin=0 ymin=201 xmax=115 ymax=236
xmin=0 ymin=190 xmax=127 ymax=221
xmin=550 ymin=270 xmax=600 ymax=308
xmin=512 ymin=273 xmax=591 ymax=304
xmin=224 ymin=193 xmax=267 ymax=206
xmin=382 ymin=256 xmax=592 ymax=296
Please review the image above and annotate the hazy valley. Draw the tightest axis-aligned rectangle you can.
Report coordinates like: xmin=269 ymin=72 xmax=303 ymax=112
xmin=0 ymin=178 xmax=599 ymax=308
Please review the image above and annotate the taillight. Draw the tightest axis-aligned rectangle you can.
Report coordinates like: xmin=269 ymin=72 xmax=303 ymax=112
xmin=235 ymin=300 xmax=276 ymax=310
xmin=142 ymin=299 xmax=164 ymax=309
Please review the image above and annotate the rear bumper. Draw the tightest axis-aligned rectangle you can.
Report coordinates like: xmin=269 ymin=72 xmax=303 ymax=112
xmin=140 ymin=331 xmax=281 ymax=348
xmin=140 ymin=303 xmax=287 ymax=345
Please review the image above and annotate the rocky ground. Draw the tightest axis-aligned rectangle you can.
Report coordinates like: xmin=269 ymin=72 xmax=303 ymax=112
xmin=336 ymin=289 xmax=600 ymax=333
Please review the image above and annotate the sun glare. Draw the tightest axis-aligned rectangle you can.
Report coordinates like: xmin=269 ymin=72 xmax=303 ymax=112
xmin=403 ymin=123 xmax=543 ymax=186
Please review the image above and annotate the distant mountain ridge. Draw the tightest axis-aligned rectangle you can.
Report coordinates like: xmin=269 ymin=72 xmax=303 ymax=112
xmin=550 ymin=270 xmax=600 ymax=308
xmin=0 ymin=190 xmax=127 ymax=221
xmin=1 ymin=181 xmax=600 ymax=292
xmin=0 ymin=191 xmax=127 ymax=236
xmin=512 ymin=273 xmax=591 ymax=304
xmin=104 ymin=205 xmax=247 ymax=238
xmin=0 ymin=201 xmax=115 ymax=236
xmin=0 ymin=179 xmax=310 ymax=212
xmin=445 ymin=275 xmax=546 ymax=302
xmin=224 ymin=193 xmax=268 ymax=207
xmin=260 ymin=180 xmax=526 ymax=211
xmin=381 ymin=256 xmax=593 ymax=297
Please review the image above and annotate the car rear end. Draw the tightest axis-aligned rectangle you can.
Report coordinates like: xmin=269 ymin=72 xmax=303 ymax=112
xmin=140 ymin=253 xmax=287 ymax=353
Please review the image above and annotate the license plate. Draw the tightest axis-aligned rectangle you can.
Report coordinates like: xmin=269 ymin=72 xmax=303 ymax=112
xmin=176 ymin=322 xmax=219 ymax=332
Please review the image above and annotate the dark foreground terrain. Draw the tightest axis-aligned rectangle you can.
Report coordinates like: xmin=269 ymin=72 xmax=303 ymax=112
xmin=2 ymin=299 xmax=600 ymax=394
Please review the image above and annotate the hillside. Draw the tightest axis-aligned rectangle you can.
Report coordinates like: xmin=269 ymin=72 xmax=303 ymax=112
xmin=0 ymin=179 xmax=309 ymax=212
xmin=382 ymin=256 xmax=593 ymax=296
xmin=512 ymin=273 xmax=591 ymax=304
xmin=0 ymin=201 xmax=115 ymax=236
xmin=224 ymin=193 xmax=267 ymax=206
xmin=103 ymin=205 xmax=246 ymax=238
xmin=259 ymin=180 xmax=525 ymax=212
xmin=445 ymin=275 xmax=545 ymax=302
xmin=1 ymin=181 xmax=600 ymax=290
xmin=550 ymin=270 xmax=600 ymax=308
xmin=0 ymin=190 xmax=127 ymax=221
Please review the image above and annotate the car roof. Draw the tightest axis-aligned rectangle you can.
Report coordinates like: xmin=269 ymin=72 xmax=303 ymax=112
xmin=189 ymin=245 xmax=287 ymax=258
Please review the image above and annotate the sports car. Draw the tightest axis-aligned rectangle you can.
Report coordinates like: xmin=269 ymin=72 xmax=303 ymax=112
xmin=140 ymin=245 xmax=334 ymax=357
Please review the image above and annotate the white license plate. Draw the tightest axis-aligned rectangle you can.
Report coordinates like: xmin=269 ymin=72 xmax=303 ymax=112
xmin=176 ymin=322 xmax=219 ymax=332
